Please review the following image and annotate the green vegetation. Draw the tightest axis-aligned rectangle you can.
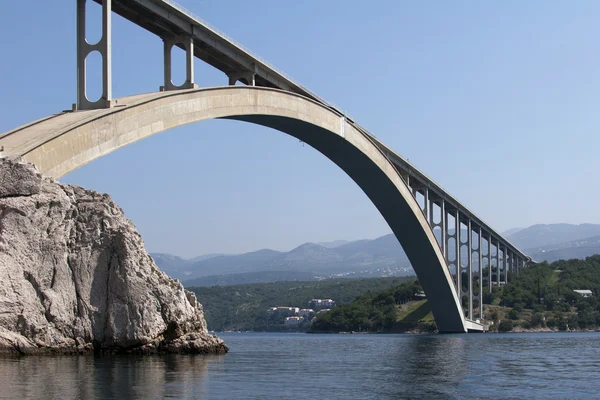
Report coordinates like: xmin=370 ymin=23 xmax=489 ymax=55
xmin=190 ymin=255 xmax=600 ymax=333
xmin=311 ymin=255 xmax=600 ymax=333
xmin=189 ymin=277 xmax=414 ymax=331
xmin=308 ymin=281 xmax=436 ymax=333
xmin=481 ymin=255 xmax=600 ymax=331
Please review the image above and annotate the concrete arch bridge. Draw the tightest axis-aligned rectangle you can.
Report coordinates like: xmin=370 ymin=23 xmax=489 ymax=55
xmin=0 ymin=0 xmax=531 ymax=333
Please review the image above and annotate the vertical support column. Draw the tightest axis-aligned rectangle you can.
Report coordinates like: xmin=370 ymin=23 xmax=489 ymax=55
xmin=455 ymin=209 xmax=461 ymax=300
xmin=227 ymin=65 xmax=257 ymax=86
xmin=467 ymin=220 xmax=473 ymax=319
xmin=505 ymin=251 xmax=510 ymax=283
xmin=424 ymin=188 xmax=429 ymax=222
xmin=440 ymin=200 xmax=446 ymax=261
xmin=495 ymin=241 xmax=500 ymax=287
xmin=428 ymin=198 xmax=434 ymax=226
xmin=518 ymin=258 xmax=522 ymax=274
xmin=488 ymin=235 xmax=493 ymax=294
xmin=76 ymin=0 xmax=113 ymax=110
xmin=503 ymin=249 xmax=508 ymax=284
xmin=445 ymin=208 xmax=451 ymax=269
xmin=520 ymin=259 xmax=525 ymax=274
xmin=162 ymin=35 xmax=198 ymax=91
xmin=478 ymin=227 xmax=483 ymax=319
xmin=498 ymin=247 xmax=502 ymax=285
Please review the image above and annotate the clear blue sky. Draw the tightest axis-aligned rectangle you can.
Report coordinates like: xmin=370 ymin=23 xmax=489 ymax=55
xmin=1 ymin=1 xmax=599 ymax=258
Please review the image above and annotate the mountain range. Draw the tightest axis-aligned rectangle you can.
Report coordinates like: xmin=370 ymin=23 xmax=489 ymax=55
xmin=151 ymin=223 xmax=600 ymax=286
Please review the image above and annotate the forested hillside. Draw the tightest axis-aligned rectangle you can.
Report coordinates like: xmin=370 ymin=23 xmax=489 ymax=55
xmin=189 ymin=277 xmax=413 ymax=331
xmin=310 ymin=255 xmax=600 ymax=333
xmin=309 ymin=281 xmax=432 ymax=333
xmin=486 ymin=254 xmax=600 ymax=331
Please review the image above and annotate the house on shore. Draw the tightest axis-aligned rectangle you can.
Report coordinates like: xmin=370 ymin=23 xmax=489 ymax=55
xmin=309 ymin=299 xmax=336 ymax=309
xmin=266 ymin=307 xmax=300 ymax=316
xmin=574 ymin=289 xmax=593 ymax=298
xmin=284 ymin=316 xmax=304 ymax=325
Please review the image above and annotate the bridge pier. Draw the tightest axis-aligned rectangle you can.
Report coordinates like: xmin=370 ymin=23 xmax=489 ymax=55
xmin=497 ymin=246 xmax=501 ymax=286
xmin=478 ymin=227 xmax=483 ymax=318
xmin=440 ymin=200 xmax=447 ymax=261
xmin=511 ymin=252 xmax=515 ymax=276
xmin=505 ymin=250 xmax=509 ymax=283
xmin=162 ymin=35 xmax=198 ymax=91
xmin=430 ymin=198 xmax=447 ymax=261
xmin=455 ymin=209 xmax=461 ymax=299
xmin=227 ymin=69 xmax=256 ymax=86
xmin=467 ymin=219 xmax=473 ymax=319
xmin=76 ymin=0 xmax=113 ymax=110
xmin=488 ymin=236 xmax=493 ymax=294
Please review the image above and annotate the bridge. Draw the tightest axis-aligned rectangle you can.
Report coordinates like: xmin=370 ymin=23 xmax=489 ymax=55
xmin=0 ymin=0 xmax=531 ymax=333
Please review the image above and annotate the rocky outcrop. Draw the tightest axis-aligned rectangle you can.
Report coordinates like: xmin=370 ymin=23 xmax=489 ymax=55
xmin=0 ymin=157 xmax=227 ymax=355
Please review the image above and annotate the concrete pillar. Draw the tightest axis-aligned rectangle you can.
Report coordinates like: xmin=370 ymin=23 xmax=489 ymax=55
xmin=429 ymin=198 xmax=436 ymax=245
xmin=424 ymin=188 xmax=429 ymax=222
xmin=162 ymin=35 xmax=197 ymax=91
xmin=455 ymin=209 xmax=461 ymax=299
xmin=503 ymin=249 xmax=508 ymax=284
xmin=518 ymin=258 xmax=522 ymax=274
xmin=467 ymin=219 xmax=473 ymax=319
xmin=488 ymin=234 xmax=492 ymax=294
xmin=440 ymin=200 xmax=446 ymax=261
xmin=495 ymin=241 xmax=500 ymax=287
xmin=504 ymin=250 xmax=512 ymax=283
xmin=478 ymin=227 xmax=483 ymax=319
xmin=76 ymin=0 xmax=113 ymax=110
xmin=227 ymin=70 xmax=256 ymax=86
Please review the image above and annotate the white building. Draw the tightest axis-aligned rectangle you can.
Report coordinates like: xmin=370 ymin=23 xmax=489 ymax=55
xmin=298 ymin=309 xmax=314 ymax=318
xmin=266 ymin=307 xmax=299 ymax=316
xmin=309 ymin=299 xmax=336 ymax=309
xmin=574 ymin=290 xmax=593 ymax=298
xmin=284 ymin=316 xmax=304 ymax=325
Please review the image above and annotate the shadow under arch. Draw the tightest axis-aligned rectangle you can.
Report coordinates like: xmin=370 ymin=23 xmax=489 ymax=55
xmin=5 ymin=86 xmax=466 ymax=332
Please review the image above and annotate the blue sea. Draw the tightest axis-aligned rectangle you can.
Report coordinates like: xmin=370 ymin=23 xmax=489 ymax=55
xmin=1 ymin=332 xmax=599 ymax=399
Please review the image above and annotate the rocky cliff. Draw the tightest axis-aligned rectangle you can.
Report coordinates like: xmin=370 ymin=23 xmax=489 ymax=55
xmin=0 ymin=157 xmax=227 ymax=355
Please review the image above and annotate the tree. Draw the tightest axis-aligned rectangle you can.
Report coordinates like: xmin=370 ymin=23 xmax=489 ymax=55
xmin=529 ymin=313 xmax=544 ymax=328
xmin=498 ymin=320 xmax=513 ymax=332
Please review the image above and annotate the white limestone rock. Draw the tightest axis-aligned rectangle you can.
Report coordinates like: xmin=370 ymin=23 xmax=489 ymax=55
xmin=0 ymin=157 xmax=227 ymax=355
xmin=0 ymin=156 xmax=42 ymax=197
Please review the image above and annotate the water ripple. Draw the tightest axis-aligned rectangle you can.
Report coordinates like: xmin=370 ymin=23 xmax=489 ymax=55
xmin=1 ymin=332 xmax=599 ymax=399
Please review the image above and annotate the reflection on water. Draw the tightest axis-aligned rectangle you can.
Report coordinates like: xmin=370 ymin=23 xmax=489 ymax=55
xmin=1 ymin=333 xmax=600 ymax=399
xmin=0 ymin=354 xmax=219 ymax=400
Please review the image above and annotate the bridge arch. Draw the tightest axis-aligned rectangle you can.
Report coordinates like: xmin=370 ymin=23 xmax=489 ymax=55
xmin=8 ymin=86 xmax=466 ymax=332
